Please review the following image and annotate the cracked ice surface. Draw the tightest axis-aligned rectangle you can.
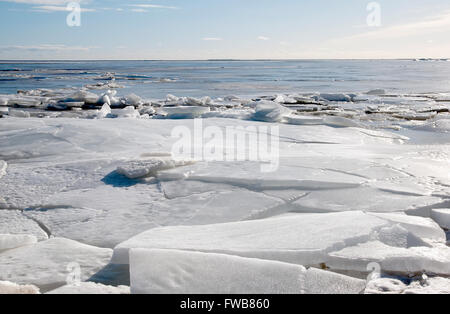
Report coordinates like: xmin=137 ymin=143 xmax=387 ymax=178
xmin=0 ymin=116 xmax=449 ymax=290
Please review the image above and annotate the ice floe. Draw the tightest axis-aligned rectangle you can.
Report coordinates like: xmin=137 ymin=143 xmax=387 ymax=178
xmin=47 ymin=282 xmax=130 ymax=294
xmin=130 ymin=249 xmax=366 ymax=294
xmin=0 ymin=234 xmax=37 ymax=253
xmin=0 ymin=211 xmax=48 ymax=241
xmin=0 ymin=238 xmax=112 ymax=292
xmin=117 ymin=158 xmax=195 ymax=179
xmin=0 ymin=161 xmax=6 ymax=179
xmin=113 ymin=211 xmax=449 ymax=277
xmin=431 ymin=209 xmax=450 ymax=230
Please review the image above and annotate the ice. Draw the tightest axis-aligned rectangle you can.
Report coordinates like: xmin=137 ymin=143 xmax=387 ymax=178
xmin=125 ymin=93 xmax=143 ymax=106
xmin=117 ymin=158 xmax=194 ymax=179
xmin=97 ymin=103 xmax=111 ymax=119
xmin=431 ymin=209 xmax=450 ymax=230
xmin=0 ymin=161 xmax=6 ymax=179
xmin=112 ymin=211 xmax=389 ymax=265
xmin=323 ymin=116 xmax=363 ymax=128
xmin=0 ymin=281 xmax=40 ymax=294
xmin=317 ymin=93 xmax=353 ymax=102
xmin=160 ymin=106 xmax=211 ymax=119
xmin=284 ymin=115 xmax=323 ymax=125
xmin=47 ymin=282 xmax=130 ymax=294
xmin=328 ymin=241 xmax=450 ymax=275
xmin=365 ymin=277 xmax=450 ymax=294
xmin=111 ymin=106 xmax=141 ymax=119
xmin=130 ymin=249 xmax=365 ymax=294
xmin=366 ymin=89 xmax=386 ymax=96
xmin=0 ymin=211 xmax=48 ymax=241
xmin=251 ymin=101 xmax=291 ymax=122
xmin=0 ymin=234 xmax=37 ymax=253
xmin=7 ymin=109 xmax=30 ymax=118
xmin=114 ymin=211 xmax=449 ymax=276
xmin=0 ymin=238 xmax=112 ymax=292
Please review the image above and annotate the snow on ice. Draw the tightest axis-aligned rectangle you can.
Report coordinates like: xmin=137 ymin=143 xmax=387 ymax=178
xmin=130 ymin=249 xmax=366 ymax=294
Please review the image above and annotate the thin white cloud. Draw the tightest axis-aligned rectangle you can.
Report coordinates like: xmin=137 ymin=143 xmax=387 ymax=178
xmin=32 ymin=5 xmax=94 ymax=12
xmin=203 ymin=37 xmax=223 ymax=41
xmin=0 ymin=0 xmax=79 ymax=4
xmin=130 ymin=4 xmax=179 ymax=10
xmin=257 ymin=36 xmax=270 ymax=41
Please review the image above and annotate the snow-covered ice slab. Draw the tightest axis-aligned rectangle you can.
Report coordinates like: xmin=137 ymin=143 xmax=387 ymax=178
xmin=328 ymin=241 xmax=450 ymax=275
xmin=113 ymin=211 xmax=447 ymax=276
xmin=47 ymin=282 xmax=130 ymax=294
xmin=431 ymin=209 xmax=450 ymax=230
xmin=130 ymin=249 xmax=366 ymax=294
xmin=0 ymin=211 xmax=48 ymax=241
xmin=0 ymin=281 xmax=40 ymax=294
xmin=0 ymin=234 xmax=36 ymax=253
xmin=117 ymin=158 xmax=194 ymax=179
xmin=0 ymin=238 xmax=112 ymax=292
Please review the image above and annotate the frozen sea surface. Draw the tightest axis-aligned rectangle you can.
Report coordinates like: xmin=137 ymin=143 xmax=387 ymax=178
xmin=0 ymin=60 xmax=449 ymax=294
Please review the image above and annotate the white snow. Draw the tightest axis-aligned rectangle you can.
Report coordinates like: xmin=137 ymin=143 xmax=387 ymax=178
xmin=431 ymin=209 xmax=450 ymax=230
xmin=47 ymin=282 xmax=130 ymax=294
xmin=0 ymin=238 xmax=112 ymax=292
xmin=130 ymin=249 xmax=365 ymax=294
xmin=0 ymin=234 xmax=37 ymax=253
xmin=0 ymin=281 xmax=40 ymax=294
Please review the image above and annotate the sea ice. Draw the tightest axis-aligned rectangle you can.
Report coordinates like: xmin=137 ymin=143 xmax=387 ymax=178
xmin=117 ymin=158 xmax=194 ymax=179
xmin=251 ymin=101 xmax=291 ymax=122
xmin=0 ymin=234 xmax=37 ymax=253
xmin=0 ymin=238 xmax=112 ymax=292
xmin=0 ymin=211 xmax=48 ymax=241
xmin=129 ymin=249 xmax=366 ymax=294
xmin=160 ymin=106 xmax=211 ymax=119
xmin=47 ymin=282 xmax=130 ymax=294
xmin=431 ymin=209 xmax=450 ymax=230
xmin=0 ymin=161 xmax=6 ymax=179
xmin=113 ymin=211 xmax=449 ymax=276
xmin=97 ymin=103 xmax=111 ymax=119
xmin=0 ymin=281 xmax=40 ymax=294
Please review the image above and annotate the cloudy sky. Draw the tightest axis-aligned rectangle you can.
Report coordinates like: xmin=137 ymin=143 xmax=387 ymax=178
xmin=1 ymin=0 xmax=450 ymax=59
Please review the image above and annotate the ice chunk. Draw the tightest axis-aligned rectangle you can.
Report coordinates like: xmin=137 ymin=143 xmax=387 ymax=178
xmin=328 ymin=241 xmax=450 ymax=275
xmin=431 ymin=209 xmax=450 ymax=230
xmin=365 ymin=278 xmax=407 ymax=294
xmin=97 ymin=103 xmax=111 ymax=119
xmin=0 ymin=160 xmax=6 ymax=179
xmin=0 ymin=281 xmax=40 ymax=294
xmin=112 ymin=211 xmax=389 ymax=265
xmin=125 ymin=93 xmax=143 ymax=106
xmin=129 ymin=249 xmax=365 ymax=294
xmin=7 ymin=109 xmax=30 ymax=118
xmin=252 ymin=101 xmax=291 ymax=122
xmin=0 ymin=238 xmax=112 ymax=292
xmin=0 ymin=211 xmax=48 ymax=241
xmin=160 ymin=106 xmax=210 ymax=119
xmin=117 ymin=158 xmax=194 ymax=179
xmin=366 ymin=89 xmax=386 ymax=95
xmin=318 ymin=93 xmax=352 ymax=102
xmin=323 ymin=116 xmax=363 ymax=128
xmin=111 ymin=106 xmax=141 ymax=119
xmin=0 ymin=234 xmax=37 ymax=253
xmin=47 ymin=282 xmax=130 ymax=294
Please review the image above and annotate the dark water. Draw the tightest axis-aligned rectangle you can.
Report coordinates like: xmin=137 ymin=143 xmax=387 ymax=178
xmin=1 ymin=60 xmax=450 ymax=98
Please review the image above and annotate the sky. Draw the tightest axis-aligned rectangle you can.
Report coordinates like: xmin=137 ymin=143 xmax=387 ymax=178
xmin=1 ymin=0 xmax=450 ymax=60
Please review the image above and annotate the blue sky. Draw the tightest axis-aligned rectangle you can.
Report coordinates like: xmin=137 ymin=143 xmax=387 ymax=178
xmin=1 ymin=0 xmax=450 ymax=59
